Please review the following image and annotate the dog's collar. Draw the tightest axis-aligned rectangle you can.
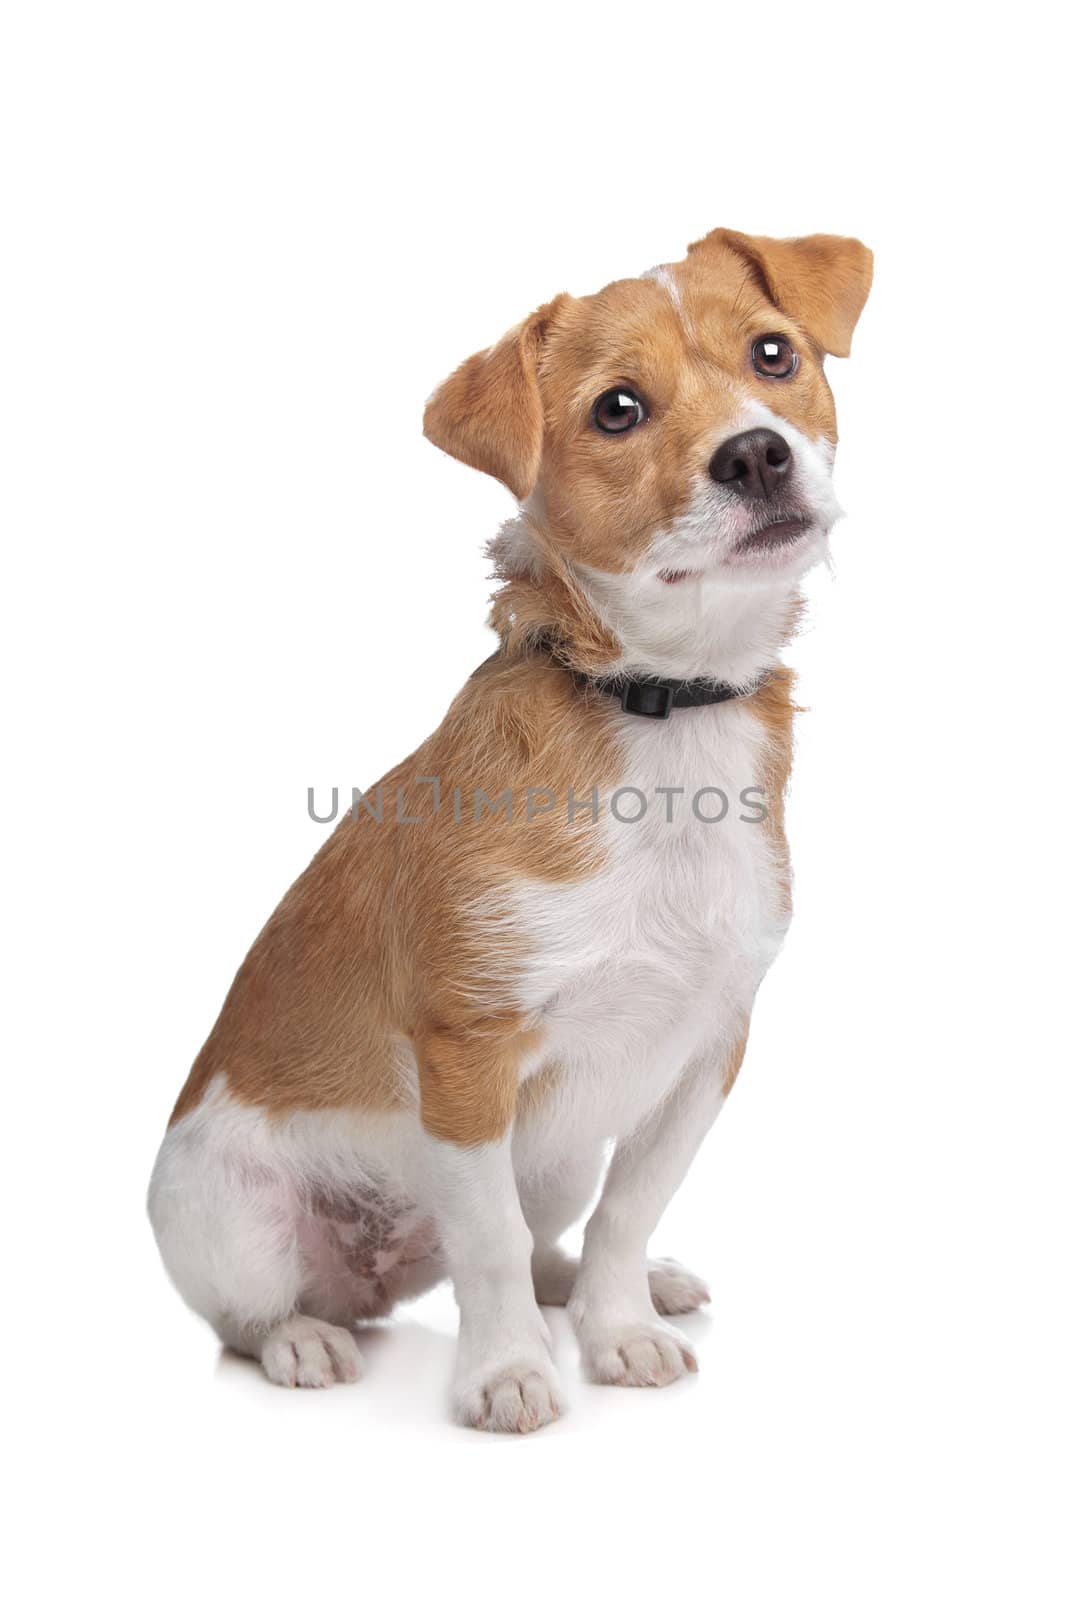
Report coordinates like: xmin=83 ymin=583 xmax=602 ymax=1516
xmin=535 ymin=639 xmax=768 ymax=720
xmin=572 ymin=669 xmax=769 ymax=720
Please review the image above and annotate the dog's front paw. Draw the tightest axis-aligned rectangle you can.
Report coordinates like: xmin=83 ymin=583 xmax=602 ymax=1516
xmin=648 ymin=1257 xmax=710 ymax=1316
xmin=581 ymin=1322 xmax=698 ymax=1388
xmin=452 ymin=1357 xmax=566 ymax=1433
xmin=533 ymin=1250 xmax=711 ymax=1314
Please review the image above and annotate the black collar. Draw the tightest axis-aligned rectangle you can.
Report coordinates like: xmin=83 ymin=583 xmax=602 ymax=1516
xmin=571 ymin=669 xmax=767 ymax=719
xmin=535 ymin=640 xmax=767 ymax=720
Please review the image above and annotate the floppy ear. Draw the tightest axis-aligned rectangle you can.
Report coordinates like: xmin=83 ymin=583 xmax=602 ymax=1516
xmin=423 ymin=296 xmax=568 ymax=500
xmin=694 ymin=229 xmax=873 ymax=358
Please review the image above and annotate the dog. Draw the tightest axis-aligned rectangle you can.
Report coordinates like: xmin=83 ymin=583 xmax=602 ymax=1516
xmin=149 ymin=226 xmax=872 ymax=1432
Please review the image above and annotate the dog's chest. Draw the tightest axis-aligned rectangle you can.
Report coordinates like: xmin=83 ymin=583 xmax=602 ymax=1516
xmin=513 ymin=702 xmax=789 ymax=1133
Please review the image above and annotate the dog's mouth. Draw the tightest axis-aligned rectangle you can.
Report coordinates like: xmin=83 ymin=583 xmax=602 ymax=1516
xmin=736 ymin=516 xmax=811 ymax=553
xmin=725 ymin=510 xmax=822 ymax=569
xmin=656 ymin=516 xmax=817 ymax=583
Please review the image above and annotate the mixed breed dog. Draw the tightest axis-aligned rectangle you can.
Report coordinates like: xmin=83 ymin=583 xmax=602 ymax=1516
xmin=149 ymin=226 xmax=872 ymax=1432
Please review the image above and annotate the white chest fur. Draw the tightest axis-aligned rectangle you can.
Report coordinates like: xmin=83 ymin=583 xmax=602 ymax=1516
xmin=512 ymin=700 xmax=790 ymax=1147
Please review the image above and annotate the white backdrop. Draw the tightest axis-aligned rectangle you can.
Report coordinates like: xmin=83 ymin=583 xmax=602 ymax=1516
xmin=3 ymin=3 xmax=1063 ymax=1597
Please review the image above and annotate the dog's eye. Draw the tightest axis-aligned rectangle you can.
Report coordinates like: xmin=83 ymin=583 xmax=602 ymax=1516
xmin=752 ymin=336 xmax=798 ymax=379
xmin=593 ymin=388 xmax=646 ymax=433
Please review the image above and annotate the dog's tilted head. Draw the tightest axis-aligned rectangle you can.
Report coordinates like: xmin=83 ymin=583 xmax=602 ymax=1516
xmin=424 ymin=228 xmax=872 ymax=679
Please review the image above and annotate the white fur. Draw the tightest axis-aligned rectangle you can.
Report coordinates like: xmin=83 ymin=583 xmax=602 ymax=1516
xmin=423 ymin=1134 xmax=563 ymax=1431
xmin=506 ymin=690 xmax=786 ymax=1380
xmin=575 ymin=400 xmax=839 ymax=681
xmin=642 ymin=262 xmax=697 ymax=338
xmin=511 ymin=699 xmax=785 ymax=1140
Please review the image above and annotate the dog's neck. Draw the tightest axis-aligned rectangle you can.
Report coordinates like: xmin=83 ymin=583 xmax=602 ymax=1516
xmin=489 ymin=508 xmax=801 ymax=684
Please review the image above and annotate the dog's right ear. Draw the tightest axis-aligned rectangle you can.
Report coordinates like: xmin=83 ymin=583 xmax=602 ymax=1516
xmin=423 ymin=296 xmax=568 ymax=501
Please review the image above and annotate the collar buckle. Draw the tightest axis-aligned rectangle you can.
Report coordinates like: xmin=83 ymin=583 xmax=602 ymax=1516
xmin=619 ymin=679 xmax=674 ymax=719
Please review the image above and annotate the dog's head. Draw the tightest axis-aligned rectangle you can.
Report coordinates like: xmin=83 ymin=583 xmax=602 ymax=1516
xmin=424 ymin=228 xmax=872 ymax=676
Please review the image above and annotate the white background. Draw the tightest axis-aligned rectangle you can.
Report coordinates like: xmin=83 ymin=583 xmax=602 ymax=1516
xmin=3 ymin=3 xmax=1063 ymax=1596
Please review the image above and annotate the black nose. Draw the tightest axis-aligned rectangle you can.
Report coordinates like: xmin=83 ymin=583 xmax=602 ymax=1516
xmin=709 ymin=428 xmax=793 ymax=499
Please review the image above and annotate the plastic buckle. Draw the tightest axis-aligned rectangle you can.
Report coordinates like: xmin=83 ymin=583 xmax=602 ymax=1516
xmin=619 ymin=679 xmax=674 ymax=719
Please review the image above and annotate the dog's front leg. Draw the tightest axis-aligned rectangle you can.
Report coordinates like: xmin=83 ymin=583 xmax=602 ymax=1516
xmin=424 ymin=1133 xmax=564 ymax=1431
xmin=412 ymin=1011 xmax=566 ymax=1436
xmin=570 ymin=1025 xmax=748 ymax=1387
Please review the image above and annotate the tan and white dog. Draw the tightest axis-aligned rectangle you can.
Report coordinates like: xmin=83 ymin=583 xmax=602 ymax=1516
xmin=149 ymin=227 xmax=872 ymax=1432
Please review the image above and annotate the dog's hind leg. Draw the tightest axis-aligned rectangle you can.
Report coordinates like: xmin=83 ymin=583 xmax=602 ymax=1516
xmin=148 ymin=1097 xmax=363 ymax=1388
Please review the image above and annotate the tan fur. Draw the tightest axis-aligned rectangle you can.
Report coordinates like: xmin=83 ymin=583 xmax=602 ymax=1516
xmin=747 ymin=663 xmax=800 ymax=920
xmin=720 ymin=1019 xmax=752 ymax=1097
xmin=516 ymin=1059 xmax=563 ymax=1123
xmin=422 ymin=296 xmax=571 ymax=500
xmin=489 ymin=534 xmax=622 ymax=675
xmin=171 ymin=653 xmax=623 ymax=1141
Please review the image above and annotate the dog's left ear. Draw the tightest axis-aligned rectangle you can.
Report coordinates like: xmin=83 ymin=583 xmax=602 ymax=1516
xmin=693 ymin=229 xmax=873 ymax=358
xmin=423 ymin=295 xmax=569 ymax=500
